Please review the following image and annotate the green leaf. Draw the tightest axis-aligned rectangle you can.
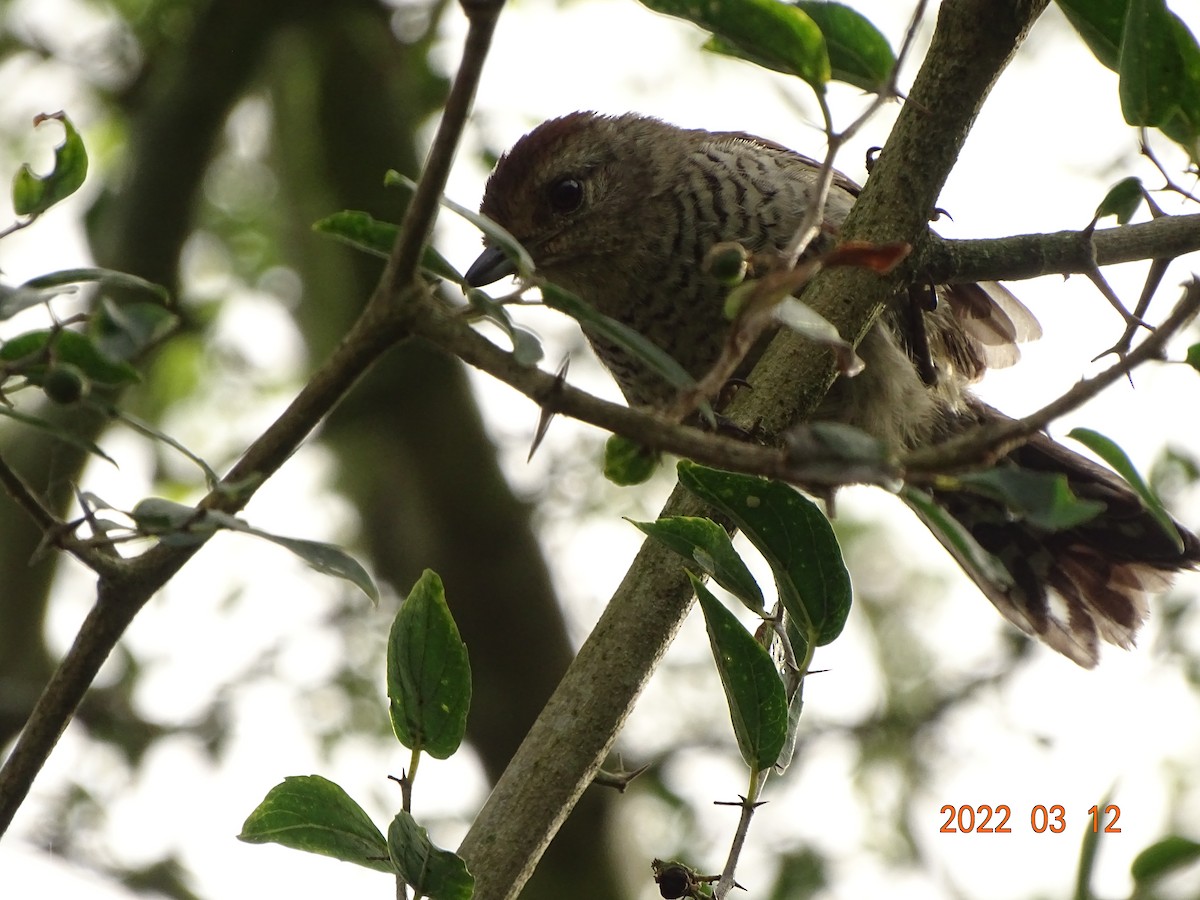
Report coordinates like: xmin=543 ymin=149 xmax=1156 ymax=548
xmin=954 ymin=468 xmax=1107 ymax=531
xmin=90 ymin=298 xmax=178 ymax=363
xmin=603 ymin=434 xmax=661 ymax=485
xmin=793 ymin=1 xmax=896 ymax=90
xmin=22 ymin=267 xmax=170 ymax=303
xmin=901 ymin=485 xmax=1015 ymax=591
xmin=128 ymin=501 xmax=381 ymax=600
xmin=1119 ymin=0 xmax=1186 ymax=126
xmin=251 ymin=532 xmax=380 ymax=604
xmin=678 ymin=461 xmax=851 ymax=646
xmin=1068 ymin=427 xmax=1185 ymax=552
xmin=1188 ymin=342 xmax=1200 ymax=372
xmin=388 ymin=810 xmax=475 ymax=900
xmin=312 ymin=210 xmax=463 ymax=283
xmin=541 ymin=282 xmax=710 ymax=421
xmin=1 ymin=328 xmax=140 ymax=386
xmin=1057 ymin=0 xmax=1200 ymax=163
xmin=388 ymin=570 xmax=472 ymax=758
xmin=1095 ymin=175 xmax=1144 ymax=224
xmin=1158 ymin=15 xmax=1200 ymax=161
xmin=1057 ymin=0 xmax=1125 ymax=70
xmin=384 ymin=170 xmax=536 ymax=280
xmin=1131 ymin=835 xmax=1200 ymax=883
xmin=238 ymin=774 xmax=392 ymax=874
xmin=632 ymin=515 xmax=766 ymax=613
xmin=643 ymin=0 xmax=829 ymax=88
xmin=11 ymin=112 xmax=88 ymax=218
xmin=464 ymin=288 xmax=544 ymax=365
xmin=691 ymin=573 xmax=789 ymax=770
xmin=0 ymin=404 xmax=116 ymax=465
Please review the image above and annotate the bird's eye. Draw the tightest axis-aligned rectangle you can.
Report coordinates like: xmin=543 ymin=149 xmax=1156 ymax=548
xmin=547 ymin=176 xmax=584 ymax=214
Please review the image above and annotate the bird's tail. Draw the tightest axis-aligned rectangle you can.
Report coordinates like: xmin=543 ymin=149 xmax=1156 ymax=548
xmin=905 ymin=401 xmax=1200 ymax=667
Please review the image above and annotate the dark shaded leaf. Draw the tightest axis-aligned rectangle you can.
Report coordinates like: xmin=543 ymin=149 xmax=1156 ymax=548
xmin=388 ymin=810 xmax=474 ymax=900
xmin=1069 ymin=427 xmax=1185 ymax=552
xmin=1 ymin=328 xmax=140 ymax=385
xmin=540 ymin=282 xmax=704 ymax=403
xmin=1057 ymin=0 xmax=1125 ymax=69
xmin=238 ymin=774 xmax=392 ymax=874
xmin=644 ymin=0 xmax=830 ymax=89
xmin=385 ymin=169 xmax=536 ymax=279
xmin=388 ymin=569 xmax=472 ymax=758
xmin=1187 ymin=342 xmax=1200 ymax=372
xmin=793 ymin=1 xmax=896 ymax=90
xmin=955 ymin=468 xmax=1107 ymax=531
xmin=312 ymin=210 xmax=462 ymax=282
xmin=691 ymin=573 xmax=788 ymax=770
xmin=678 ymin=461 xmax=851 ymax=645
xmin=11 ymin=112 xmax=88 ymax=217
xmin=1119 ymin=0 xmax=1184 ymax=126
xmin=633 ymin=515 xmax=766 ymax=613
xmin=22 ymin=267 xmax=169 ymax=302
xmin=1095 ymin=175 xmax=1144 ymax=224
xmin=464 ymin=288 xmax=544 ymax=365
xmin=604 ymin=434 xmax=662 ymax=486
xmin=0 ymin=404 xmax=115 ymax=464
xmin=1131 ymin=835 xmax=1200 ymax=883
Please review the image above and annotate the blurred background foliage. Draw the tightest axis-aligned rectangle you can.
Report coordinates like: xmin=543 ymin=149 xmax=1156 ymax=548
xmin=1 ymin=1 xmax=1199 ymax=899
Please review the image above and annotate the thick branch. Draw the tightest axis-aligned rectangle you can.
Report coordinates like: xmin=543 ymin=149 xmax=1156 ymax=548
xmin=922 ymin=213 xmax=1200 ymax=285
xmin=455 ymin=2 xmax=1050 ymax=897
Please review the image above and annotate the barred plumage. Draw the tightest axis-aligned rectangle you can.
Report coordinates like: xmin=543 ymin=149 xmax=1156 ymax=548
xmin=467 ymin=111 xmax=1199 ymax=667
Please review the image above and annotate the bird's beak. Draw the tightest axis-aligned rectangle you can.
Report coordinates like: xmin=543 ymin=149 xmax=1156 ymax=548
xmin=464 ymin=244 xmax=517 ymax=287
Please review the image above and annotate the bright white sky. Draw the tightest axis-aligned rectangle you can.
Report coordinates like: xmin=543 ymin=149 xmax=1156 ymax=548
xmin=2 ymin=1 xmax=1200 ymax=899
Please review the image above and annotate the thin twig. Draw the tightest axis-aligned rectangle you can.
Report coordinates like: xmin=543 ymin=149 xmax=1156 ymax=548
xmin=902 ymin=279 xmax=1200 ymax=474
xmin=379 ymin=0 xmax=504 ymax=301
xmin=715 ymin=775 xmax=767 ymax=899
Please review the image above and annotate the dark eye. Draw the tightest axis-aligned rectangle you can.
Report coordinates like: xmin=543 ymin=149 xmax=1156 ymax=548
xmin=547 ymin=176 xmax=584 ymax=214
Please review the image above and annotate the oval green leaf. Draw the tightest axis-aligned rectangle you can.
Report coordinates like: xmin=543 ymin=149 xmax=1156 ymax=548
xmin=691 ymin=573 xmax=788 ymax=770
xmin=642 ymin=0 xmax=830 ymax=89
xmin=388 ymin=569 xmax=472 ymax=758
xmin=678 ymin=461 xmax=851 ymax=646
xmin=388 ymin=810 xmax=475 ymax=900
xmin=1119 ymin=0 xmax=1185 ymax=127
xmin=1095 ymin=175 xmax=1145 ymax=224
xmin=1131 ymin=835 xmax=1200 ymax=883
xmin=604 ymin=434 xmax=661 ymax=486
xmin=0 ymin=328 xmax=140 ymax=386
xmin=632 ymin=515 xmax=766 ymax=613
xmin=793 ymin=1 xmax=896 ymax=91
xmin=238 ymin=774 xmax=392 ymax=874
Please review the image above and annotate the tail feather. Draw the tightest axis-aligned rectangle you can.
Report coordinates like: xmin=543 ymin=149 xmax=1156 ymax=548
xmin=909 ymin=406 xmax=1199 ymax=667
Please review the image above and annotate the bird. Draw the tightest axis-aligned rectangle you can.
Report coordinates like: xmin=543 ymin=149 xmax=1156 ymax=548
xmin=464 ymin=111 xmax=1199 ymax=667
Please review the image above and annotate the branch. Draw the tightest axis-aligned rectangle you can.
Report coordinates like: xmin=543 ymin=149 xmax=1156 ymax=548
xmin=455 ymin=2 xmax=1051 ymax=897
xmin=901 ymin=278 xmax=1200 ymax=473
xmin=921 ymin=213 xmax=1200 ymax=285
xmin=0 ymin=0 xmax=505 ymax=839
